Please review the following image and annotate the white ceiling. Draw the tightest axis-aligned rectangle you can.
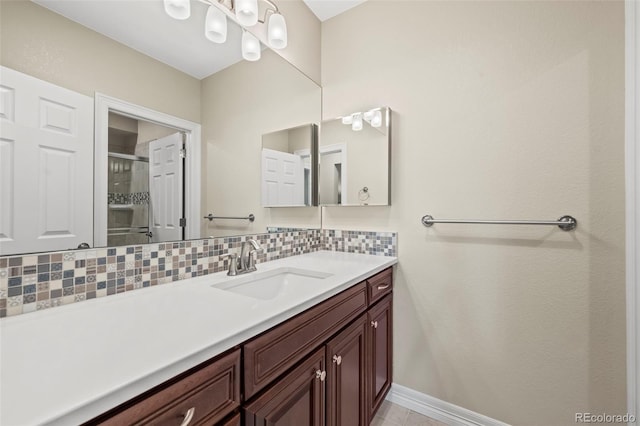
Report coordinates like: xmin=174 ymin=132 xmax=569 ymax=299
xmin=33 ymin=0 xmax=246 ymax=80
xmin=31 ymin=0 xmax=366 ymax=80
xmin=302 ymin=0 xmax=366 ymax=21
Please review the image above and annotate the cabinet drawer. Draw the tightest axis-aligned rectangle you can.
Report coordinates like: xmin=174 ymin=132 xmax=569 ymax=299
xmin=367 ymin=268 xmax=392 ymax=306
xmin=99 ymin=349 xmax=241 ymax=426
xmin=244 ymin=282 xmax=367 ymax=399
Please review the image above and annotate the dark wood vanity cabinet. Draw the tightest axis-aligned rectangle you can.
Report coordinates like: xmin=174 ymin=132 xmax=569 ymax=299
xmin=90 ymin=267 xmax=393 ymax=426
xmin=245 ymin=266 xmax=394 ymax=426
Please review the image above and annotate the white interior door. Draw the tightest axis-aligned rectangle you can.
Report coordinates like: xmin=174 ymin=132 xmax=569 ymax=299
xmin=0 ymin=66 xmax=93 ymax=255
xmin=261 ymin=148 xmax=304 ymax=206
xmin=149 ymin=133 xmax=183 ymax=243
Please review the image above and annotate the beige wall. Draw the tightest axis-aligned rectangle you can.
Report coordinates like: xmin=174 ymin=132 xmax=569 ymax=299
xmin=201 ymin=49 xmax=321 ymax=236
xmin=0 ymin=0 xmax=201 ymax=123
xmin=321 ymin=1 xmax=625 ymax=425
xmin=246 ymin=0 xmax=321 ymax=84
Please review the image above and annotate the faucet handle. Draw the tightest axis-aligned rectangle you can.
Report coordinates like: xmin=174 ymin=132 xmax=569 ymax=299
xmin=248 ymin=239 xmax=262 ymax=251
xmin=247 ymin=249 xmax=261 ymax=272
xmin=220 ymin=252 xmax=239 ymax=276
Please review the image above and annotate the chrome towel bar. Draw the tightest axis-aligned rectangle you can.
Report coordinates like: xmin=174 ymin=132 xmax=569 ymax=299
xmin=204 ymin=213 xmax=255 ymax=222
xmin=421 ymin=214 xmax=577 ymax=231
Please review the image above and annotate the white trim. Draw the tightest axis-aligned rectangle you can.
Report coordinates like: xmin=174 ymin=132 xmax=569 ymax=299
xmin=386 ymin=383 xmax=511 ymax=426
xmin=94 ymin=94 xmax=201 ymax=247
xmin=318 ymin=142 xmax=348 ymax=204
xmin=626 ymin=0 xmax=640 ymax=423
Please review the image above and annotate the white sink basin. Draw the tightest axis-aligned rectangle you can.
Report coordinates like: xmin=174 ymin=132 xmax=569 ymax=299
xmin=211 ymin=267 xmax=333 ymax=300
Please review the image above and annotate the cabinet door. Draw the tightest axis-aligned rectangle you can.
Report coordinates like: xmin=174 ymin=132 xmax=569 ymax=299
xmin=244 ymin=347 xmax=326 ymax=426
xmin=218 ymin=412 xmax=240 ymax=426
xmin=326 ymin=314 xmax=367 ymax=426
xmin=367 ymin=295 xmax=393 ymax=420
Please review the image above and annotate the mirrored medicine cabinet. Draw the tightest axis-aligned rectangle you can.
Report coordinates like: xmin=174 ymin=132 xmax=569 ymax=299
xmin=260 ymin=107 xmax=392 ymax=208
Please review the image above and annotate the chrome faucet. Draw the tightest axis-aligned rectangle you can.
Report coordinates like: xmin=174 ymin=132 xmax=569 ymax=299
xmin=239 ymin=239 xmax=262 ymax=273
xmin=220 ymin=239 xmax=262 ymax=276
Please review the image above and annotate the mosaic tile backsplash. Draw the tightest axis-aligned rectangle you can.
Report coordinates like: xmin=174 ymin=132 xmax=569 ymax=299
xmin=0 ymin=229 xmax=396 ymax=318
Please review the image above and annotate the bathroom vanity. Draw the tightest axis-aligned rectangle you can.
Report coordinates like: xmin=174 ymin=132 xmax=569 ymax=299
xmin=0 ymin=251 xmax=396 ymax=426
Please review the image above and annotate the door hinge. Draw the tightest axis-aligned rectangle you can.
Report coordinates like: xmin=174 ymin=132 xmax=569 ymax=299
xmin=179 ymin=148 xmax=186 ymax=159
xmin=179 ymin=218 xmax=186 ymax=227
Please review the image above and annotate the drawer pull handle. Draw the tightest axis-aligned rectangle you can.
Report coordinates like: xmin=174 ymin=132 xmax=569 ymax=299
xmin=332 ymin=355 xmax=342 ymax=365
xmin=315 ymin=370 xmax=327 ymax=381
xmin=180 ymin=407 xmax=195 ymax=426
xmin=371 ymin=321 xmax=378 ymax=329
xmin=377 ymin=284 xmax=390 ymax=290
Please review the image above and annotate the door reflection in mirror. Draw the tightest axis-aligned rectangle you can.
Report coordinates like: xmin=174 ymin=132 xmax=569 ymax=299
xmin=261 ymin=124 xmax=318 ymax=207
xmin=107 ymin=112 xmax=185 ymax=246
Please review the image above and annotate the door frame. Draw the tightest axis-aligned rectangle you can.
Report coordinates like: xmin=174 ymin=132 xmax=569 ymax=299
xmin=94 ymin=93 xmax=201 ymax=247
xmin=316 ymin=143 xmax=348 ymax=205
xmin=626 ymin=0 xmax=639 ymax=421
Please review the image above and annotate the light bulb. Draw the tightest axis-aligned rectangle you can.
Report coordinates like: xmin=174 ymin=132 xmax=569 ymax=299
xmin=352 ymin=113 xmax=363 ymax=131
xmin=371 ymin=110 xmax=382 ymax=128
xmin=242 ymin=31 xmax=261 ymax=61
xmin=235 ymin=0 xmax=258 ymax=26
xmin=164 ymin=0 xmax=190 ymax=20
xmin=205 ymin=5 xmax=227 ymax=43
xmin=268 ymin=13 xmax=287 ymax=49
xmin=341 ymin=116 xmax=353 ymax=125
xmin=363 ymin=110 xmax=375 ymax=122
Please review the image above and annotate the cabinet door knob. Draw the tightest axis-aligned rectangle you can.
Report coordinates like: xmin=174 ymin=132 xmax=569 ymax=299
xmin=371 ymin=321 xmax=378 ymax=329
xmin=377 ymin=284 xmax=390 ymax=290
xmin=315 ymin=369 xmax=327 ymax=381
xmin=179 ymin=407 xmax=195 ymax=426
xmin=332 ymin=355 xmax=342 ymax=365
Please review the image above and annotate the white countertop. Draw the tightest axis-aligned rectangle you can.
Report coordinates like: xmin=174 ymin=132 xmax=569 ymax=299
xmin=0 ymin=251 xmax=397 ymax=426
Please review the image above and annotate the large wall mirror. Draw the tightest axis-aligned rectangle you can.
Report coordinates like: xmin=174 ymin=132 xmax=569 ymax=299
xmin=0 ymin=0 xmax=321 ymax=256
xmin=319 ymin=107 xmax=391 ymax=206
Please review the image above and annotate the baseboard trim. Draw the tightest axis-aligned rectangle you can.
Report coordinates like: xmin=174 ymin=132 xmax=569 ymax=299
xmin=386 ymin=383 xmax=511 ymax=426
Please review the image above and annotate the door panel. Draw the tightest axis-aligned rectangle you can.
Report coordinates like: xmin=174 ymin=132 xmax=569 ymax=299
xmin=0 ymin=66 xmax=93 ymax=254
xmin=261 ymin=148 xmax=304 ymax=206
xmin=0 ymin=138 xmax=14 ymax=242
xmin=326 ymin=314 xmax=367 ymax=426
xmin=244 ymin=347 xmax=325 ymax=426
xmin=148 ymin=133 xmax=183 ymax=243
xmin=367 ymin=295 xmax=393 ymax=420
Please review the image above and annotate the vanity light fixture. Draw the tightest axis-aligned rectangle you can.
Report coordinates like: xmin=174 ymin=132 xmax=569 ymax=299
xmin=352 ymin=113 xmax=363 ymax=131
xmin=234 ymin=0 xmax=259 ymax=26
xmin=341 ymin=115 xmax=354 ymax=125
xmin=205 ymin=5 xmax=227 ymax=43
xmin=340 ymin=108 xmax=383 ymax=131
xmin=164 ymin=0 xmax=191 ymax=19
xmin=370 ymin=109 xmax=382 ymax=128
xmin=242 ymin=30 xmax=261 ymax=61
xmin=164 ymin=0 xmax=287 ymax=60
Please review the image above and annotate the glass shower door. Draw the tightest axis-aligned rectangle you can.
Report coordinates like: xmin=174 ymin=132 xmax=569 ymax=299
xmin=107 ymin=154 xmax=150 ymax=246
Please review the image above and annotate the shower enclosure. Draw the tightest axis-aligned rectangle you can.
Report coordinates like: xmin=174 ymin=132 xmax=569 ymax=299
xmin=107 ymin=153 xmax=151 ymax=246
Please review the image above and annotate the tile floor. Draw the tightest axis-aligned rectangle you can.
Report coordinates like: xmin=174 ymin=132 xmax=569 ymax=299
xmin=371 ymin=400 xmax=448 ymax=426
